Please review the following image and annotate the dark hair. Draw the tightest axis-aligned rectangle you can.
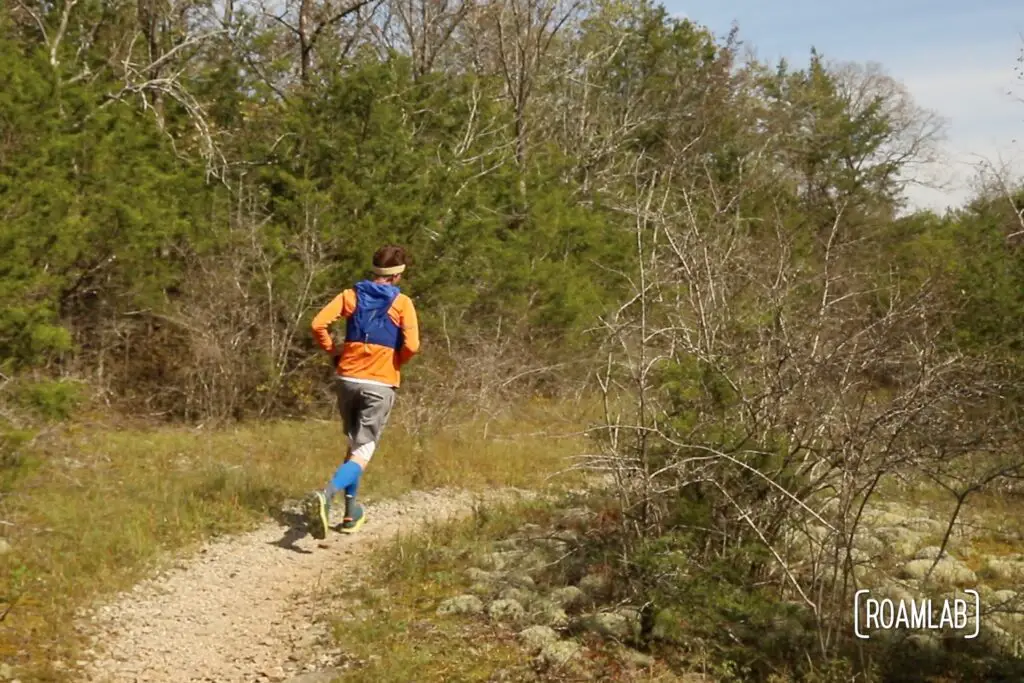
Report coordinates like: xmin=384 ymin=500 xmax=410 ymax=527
xmin=373 ymin=245 xmax=407 ymax=269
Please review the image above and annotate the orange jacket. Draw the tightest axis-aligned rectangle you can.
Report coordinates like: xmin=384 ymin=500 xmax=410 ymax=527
xmin=311 ymin=287 xmax=420 ymax=387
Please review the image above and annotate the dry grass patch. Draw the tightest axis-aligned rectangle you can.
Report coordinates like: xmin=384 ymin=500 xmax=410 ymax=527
xmin=0 ymin=399 xmax=589 ymax=681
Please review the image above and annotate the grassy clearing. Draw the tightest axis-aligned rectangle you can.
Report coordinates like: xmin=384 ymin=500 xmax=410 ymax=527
xmin=0 ymin=398 xmax=590 ymax=680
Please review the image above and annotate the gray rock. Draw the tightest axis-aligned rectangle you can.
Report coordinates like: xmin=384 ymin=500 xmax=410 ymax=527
xmin=878 ymin=582 xmax=916 ymax=604
xmin=874 ymin=527 xmax=924 ymax=558
xmin=468 ymin=582 xmax=496 ymax=596
xmin=992 ymin=614 xmax=1024 ymax=632
xmin=436 ymin=594 xmax=485 ymax=616
xmin=483 ymin=552 xmax=516 ymax=571
xmin=499 ymin=587 xmax=536 ymax=606
xmin=0 ymin=539 xmax=11 ymax=556
xmin=516 ymin=549 xmax=552 ymax=572
xmin=903 ymin=517 xmax=946 ymax=535
xmin=467 ymin=567 xmax=496 ymax=582
xmin=914 ymin=546 xmax=947 ymax=560
xmin=899 ymin=558 xmax=976 ymax=587
xmin=532 ymin=599 xmax=569 ymax=628
xmin=854 ymin=533 xmax=886 ymax=557
xmin=619 ymin=647 xmax=655 ymax=668
xmin=980 ymin=558 xmax=1024 ymax=581
xmin=869 ymin=511 xmax=912 ymax=528
xmin=847 ymin=548 xmax=871 ymax=564
xmin=989 ymin=589 xmax=1024 ymax=623
xmin=549 ymin=586 xmax=585 ymax=608
xmin=580 ymin=611 xmax=637 ymax=639
xmin=518 ymin=625 xmax=560 ymax=651
xmin=0 ymin=663 xmax=12 ymax=680
xmin=545 ymin=606 xmax=570 ymax=628
xmin=488 ymin=598 xmax=526 ymax=622
xmin=787 ymin=525 xmax=832 ymax=560
xmin=505 ymin=573 xmax=536 ymax=589
xmin=616 ymin=607 xmax=642 ymax=624
xmin=495 ymin=538 xmax=523 ymax=551
xmin=538 ymin=640 xmax=581 ymax=667
xmin=578 ymin=573 xmax=610 ymax=596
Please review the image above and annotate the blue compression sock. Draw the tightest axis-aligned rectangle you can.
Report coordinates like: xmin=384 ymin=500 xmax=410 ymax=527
xmin=326 ymin=460 xmax=363 ymax=501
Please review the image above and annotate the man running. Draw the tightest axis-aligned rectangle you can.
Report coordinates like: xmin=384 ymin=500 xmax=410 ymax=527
xmin=303 ymin=245 xmax=420 ymax=539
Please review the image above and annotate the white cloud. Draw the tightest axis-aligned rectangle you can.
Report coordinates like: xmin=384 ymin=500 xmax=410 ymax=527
xmin=891 ymin=58 xmax=1024 ymax=212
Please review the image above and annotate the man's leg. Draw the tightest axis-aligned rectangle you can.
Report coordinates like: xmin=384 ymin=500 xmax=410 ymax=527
xmin=339 ymin=384 xmax=396 ymax=534
xmin=304 ymin=379 xmax=360 ymax=540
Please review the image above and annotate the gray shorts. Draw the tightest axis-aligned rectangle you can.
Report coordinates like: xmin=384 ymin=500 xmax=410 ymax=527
xmin=334 ymin=378 xmax=396 ymax=453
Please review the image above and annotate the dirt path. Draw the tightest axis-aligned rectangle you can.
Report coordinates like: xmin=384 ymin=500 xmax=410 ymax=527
xmin=79 ymin=488 xmax=532 ymax=683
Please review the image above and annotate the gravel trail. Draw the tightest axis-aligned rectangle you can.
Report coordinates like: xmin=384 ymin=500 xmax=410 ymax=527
xmin=79 ymin=488 xmax=530 ymax=682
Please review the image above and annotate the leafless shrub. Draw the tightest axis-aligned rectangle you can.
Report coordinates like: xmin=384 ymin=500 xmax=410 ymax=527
xmin=585 ymin=117 xmax=1024 ymax=659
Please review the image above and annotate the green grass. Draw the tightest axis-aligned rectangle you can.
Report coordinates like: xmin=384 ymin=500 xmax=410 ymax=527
xmin=0 ymin=398 xmax=590 ymax=680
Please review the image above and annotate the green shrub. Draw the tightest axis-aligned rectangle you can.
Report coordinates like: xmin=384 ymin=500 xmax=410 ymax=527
xmin=10 ymin=379 xmax=81 ymax=421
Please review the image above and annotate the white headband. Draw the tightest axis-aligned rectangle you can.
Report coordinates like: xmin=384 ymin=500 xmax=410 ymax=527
xmin=373 ymin=264 xmax=406 ymax=276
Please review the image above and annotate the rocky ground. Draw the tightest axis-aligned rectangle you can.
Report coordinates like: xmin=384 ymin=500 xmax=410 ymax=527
xmin=411 ymin=497 xmax=1024 ymax=678
xmin=417 ymin=509 xmax=713 ymax=681
xmin=432 ymin=516 xmax=612 ymax=673
xmin=787 ymin=498 xmax=1024 ymax=650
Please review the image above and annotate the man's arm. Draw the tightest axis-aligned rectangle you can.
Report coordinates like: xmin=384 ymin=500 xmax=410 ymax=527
xmin=398 ymin=297 xmax=420 ymax=366
xmin=311 ymin=290 xmax=356 ymax=356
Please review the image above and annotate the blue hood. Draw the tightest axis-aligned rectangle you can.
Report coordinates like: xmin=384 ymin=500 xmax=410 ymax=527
xmin=354 ymin=280 xmax=400 ymax=311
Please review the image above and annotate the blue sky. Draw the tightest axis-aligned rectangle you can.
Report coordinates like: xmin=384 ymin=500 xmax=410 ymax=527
xmin=660 ymin=0 xmax=1024 ymax=213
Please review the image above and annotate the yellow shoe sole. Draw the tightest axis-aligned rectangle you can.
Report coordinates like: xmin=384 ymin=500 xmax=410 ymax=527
xmin=340 ymin=513 xmax=366 ymax=534
xmin=303 ymin=492 xmax=329 ymax=540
